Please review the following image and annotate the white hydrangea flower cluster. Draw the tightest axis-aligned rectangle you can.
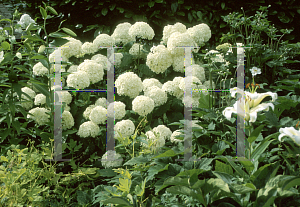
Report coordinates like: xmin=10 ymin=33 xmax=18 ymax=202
xmin=91 ymin=54 xmax=111 ymax=70
xmin=27 ymin=107 xmax=50 ymax=126
xmin=60 ymin=91 xmax=72 ymax=105
xmin=93 ymin=34 xmax=115 ymax=48
xmin=77 ymin=121 xmax=100 ymax=138
xmin=33 ymin=62 xmax=48 ymax=76
xmin=132 ymin=95 xmax=154 ymax=117
xmin=142 ymin=78 xmax=163 ymax=92
xmin=114 ymin=119 xmax=135 ymax=140
xmin=89 ymin=106 xmax=107 ymax=125
xmin=167 ymin=32 xmax=198 ymax=56
xmin=128 ymin=22 xmax=155 ymax=40
xmin=129 ymin=43 xmax=147 ymax=59
xmin=17 ymin=14 xmax=35 ymax=28
xmin=115 ymin=72 xmax=143 ymax=99
xmin=34 ymin=94 xmax=46 ymax=105
xmin=62 ymin=111 xmax=74 ymax=130
xmin=153 ymin=125 xmax=172 ymax=141
xmin=172 ymin=54 xmax=195 ymax=73
xmin=95 ymin=97 xmax=107 ymax=108
xmin=114 ymin=53 xmax=123 ymax=67
xmin=162 ymin=22 xmax=186 ymax=45
xmin=81 ymin=42 xmax=98 ymax=55
xmin=77 ymin=59 xmax=104 ymax=84
xmin=170 ymin=120 xmax=203 ymax=143
xmin=107 ymin=101 xmax=126 ymax=120
xmin=203 ymin=80 xmax=216 ymax=90
xmin=101 ymin=150 xmax=123 ymax=169
xmin=187 ymin=64 xmax=206 ymax=83
xmin=178 ymin=76 xmax=202 ymax=95
xmin=49 ymin=50 xmax=69 ymax=73
xmin=144 ymin=86 xmax=168 ymax=107
xmin=162 ymin=77 xmax=184 ymax=99
xmin=146 ymin=45 xmax=173 ymax=74
xmin=111 ymin=22 xmax=135 ymax=45
xmin=83 ymin=104 xmax=97 ymax=120
xmin=141 ymin=131 xmax=165 ymax=153
xmin=186 ymin=23 xmax=211 ymax=46
xmin=18 ymin=87 xmax=36 ymax=110
xmin=68 ymin=65 xmax=78 ymax=73
xmin=66 ymin=71 xmax=90 ymax=89
xmin=60 ymin=37 xmax=83 ymax=58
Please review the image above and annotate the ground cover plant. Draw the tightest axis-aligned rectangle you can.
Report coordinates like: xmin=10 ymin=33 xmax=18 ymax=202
xmin=0 ymin=2 xmax=300 ymax=207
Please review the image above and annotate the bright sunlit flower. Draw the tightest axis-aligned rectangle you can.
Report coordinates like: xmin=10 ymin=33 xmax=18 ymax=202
xmin=77 ymin=121 xmax=100 ymax=138
xmin=128 ymin=22 xmax=155 ymax=40
xmin=278 ymin=127 xmax=300 ymax=146
xmin=250 ymin=67 xmax=261 ymax=76
xmin=16 ymin=52 xmax=22 ymax=59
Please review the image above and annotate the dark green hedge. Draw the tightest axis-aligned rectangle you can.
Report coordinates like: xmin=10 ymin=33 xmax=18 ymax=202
xmin=4 ymin=0 xmax=300 ymax=48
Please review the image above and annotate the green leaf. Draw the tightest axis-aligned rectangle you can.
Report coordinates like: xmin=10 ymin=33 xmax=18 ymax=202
xmin=116 ymin=7 xmax=124 ymax=13
xmin=224 ymin=157 xmax=248 ymax=178
xmin=31 ymin=82 xmax=50 ymax=99
xmin=61 ymin=28 xmax=77 ymax=37
xmin=215 ymin=160 xmax=233 ymax=175
xmin=12 ymin=118 xmax=20 ymax=136
xmin=109 ymin=4 xmax=116 ymax=11
xmin=212 ymin=171 xmax=234 ymax=185
xmin=247 ymin=124 xmax=265 ymax=143
xmin=49 ymin=32 xmax=69 ymax=38
xmin=221 ymin=2 xmax=225 ymax=9
xmin=230 ymin=183 xmax=257 ymax=194
xmin=251 ymin=140 xmax=274 ymax=162
xmin=1 ymin=156 xmax=8 ymax=162
xmin=40 ymin=7 xmax=47 ymax=19
xmin=167 ymin=185 xmax=206 ymax=206
xmin=77 ymin=190 xmax=92 ymax=205
xmin=123 ymin=155 xmax=149 ymax=166
xmin=30 ymin=55 xmax=48 ymax=60
xmin=208 ymin=122 xmax=215 ymax=130
xmin=255 ymin=187 xmax=277 ymax=207
xmin=102 ymin=197 xmax=131 ymax=206
xmin=155 ymin=0 xmax=163 ymax=3
xmin=102 ymin=8 xmax=108 ymax=16
xmin=1 ymin=128 xmax=12 ymax=140
xmin=278 ymin=176 xmax=300 ymax=191
xmin=188 ymin=12 xmax=193 ymax=22
xmin=148 ymin=1 xmax=155 ymax=7
xmin=152 ymin=149 xmax=178 ymax=159
xmin=177 ymin=11 xmax=185 ymax=16
xmin=171 ymin=2 xmax=178 ymax=13
xmin=46 ymin=6 xmax=58 ymax=15
xmin=237 ymin=157 xmax=254 ymax=175
xmin=1 ymin=41 xmax=10 ymax=50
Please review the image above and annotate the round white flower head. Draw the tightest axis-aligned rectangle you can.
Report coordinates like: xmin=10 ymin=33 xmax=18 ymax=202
xmin=83 ymin=104 xmax=97 ymax=120
xmin=172 ymin=54 xmax=195 ymax=73
xmin=146 ymin=45 xmax=173 ymax=74
xmin=129 ymin=43 xmax=147 ymax=59
xmin=114 ymin=119 xmax=135 ymax=140
xmin=179 ymin=76 xmax=202 ymax=93
xmin=186 ymin=64 xmax=206 ymax=83
xmin=60 ymin=37 xmax=83 ymax=58
xmin=101 ymin=150 xmax=123 ymax=169
xmin=62 ymin=111 xmax=74 ymax=130
xmin=89 ymin=106 xmax=107 ymax=125
xmin=107 ymin=101 xmax=126 ymax=120
xmin=63 ymin=105 xmax=70 ymax=112
xmin=162 ymin=80 xmax=184 ymax=99
xmin=250 ymin=67 xmax=261 ymax=76
xmin=111 ymin=22 xmax=135 ymax=45
xmin=33 ymin=62 xmax=48 ymax=76
xmin=115 ymin=72 xmax=143 ymax=99
xmin=132 ymin=95 xmax=154 ymax=117
xmin=16 ymin=52 xmax=22 ymax=59
xmin=81 ymin=42 xmax=98 ymax=55
xmin=34 ymin=94 xmax=46 ymax=105
xmin=162 ymin=22 xmax=187 ymax=45
xmin=141 ymin=131 xmax=165 ymax=153
xmin=27 ymin=107 xmax=50 ymax=126
xmin=144 ymin=86 xmax=168 ymax=107
xmin=128 ymin=22 xmax=155 ymax=40
xmin=170 ymin=130 xmax=184 ymax=143
xmin=49 ymin=50 xmax=69 ymax=72
xmin=77 ymin=59 xmax=104 ymax=84
xmin=167 ymin=32 xmax=198 ymax=56
xmin=17 ymin=14 xmax=35 ymax=28
xmin=182 ymin=96 xmax=201 ymax=108
xmin=93 ymin=34 xmax=115 ymax=48
xmin=187 ymin=23 xmax=211 ymax=46
xmin=153 ymin=125 xmax=172 ymax=141
xmin=114 ymin=53 xmax=123 ymax=67
xmin=91 ymin=54 xmax=111 ymax=70
xmin=95 ymin=97 xmax=108 ymax=108
xmin=203 ymin=80 xmax=216 ymax=90
xmin=142 ymin=78 xmax=163 ymax=92
xmin=26 ymin=82 xmax=39 ymax=93
xmin=68 ymin=65 xmax=78 ymax=73
xmin=60 ymin=91 xmax=72 ymax=105
xmin=77 ymin=121 xmax=100 ymax=138
xmin=66 ymin=71 xmax=90 ymax=89
xmin=22 ymin=87 xmax=36 ymax=99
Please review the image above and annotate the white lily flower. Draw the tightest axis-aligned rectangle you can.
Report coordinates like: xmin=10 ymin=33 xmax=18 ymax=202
xmin=278 ymin=127 xmax=300 ymax=146
xmin=250 ymin=67 xmax=261 ymax=76
xmin=223 ymin=87 xmax=277 ymax=123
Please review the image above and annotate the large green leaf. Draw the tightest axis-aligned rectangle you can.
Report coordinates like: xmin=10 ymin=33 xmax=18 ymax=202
xmin=102 ymin=197 xmax=131 ymax=206
xmin=247 ymin=124 xmax=265 ymax=143
xmin=214 ymin=160 xmax=233 ymax=175
xmin=251 ymin=140 xmax=274 ymax=162
xmin=278 ymin=176 xmax=300 ymax=191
